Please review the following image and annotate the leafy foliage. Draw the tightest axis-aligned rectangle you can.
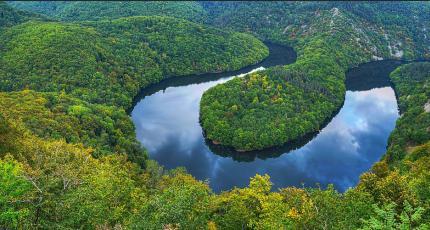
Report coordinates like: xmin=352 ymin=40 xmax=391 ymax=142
xmin=0 ymin=90 xmax=146 ymax=163
xmin=200 ymin=2 xmax=430 ymax=150
xmin=201 ymin=2 xmax=430 ymax=59
xmin=201 ymin=56 xmax=343 ymax=150
xmin=1 ymin=1 xmax=430 ymax=229
xmin=386 ymin=62 xmax=430 ymax=163
xmin=0 ymin=156 xmax=32 ymax=229
xmin=0 ymin=16 xmax=268 ymax=108
xmin=360 ymin=201 xmax=428 ymax=230
xmin=0 ymin=8 xmax=267 ymax=165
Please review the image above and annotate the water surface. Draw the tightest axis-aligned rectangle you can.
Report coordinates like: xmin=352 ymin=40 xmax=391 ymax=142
xmin=131 ymin=46 xmax=402 ymax=192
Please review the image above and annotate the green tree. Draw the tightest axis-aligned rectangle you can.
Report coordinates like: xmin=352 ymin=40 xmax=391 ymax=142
xmin=0 ymin=156 xmax=33 ymax=229
xmin=360 ymin=201 xmax=428 ymax=230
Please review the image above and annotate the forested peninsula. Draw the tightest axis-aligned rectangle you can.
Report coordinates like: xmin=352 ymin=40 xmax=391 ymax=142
xmin=1 ymin=1 xmax=430 ymax=229
xmin=200 ymin=3 xmax=430 ymax=151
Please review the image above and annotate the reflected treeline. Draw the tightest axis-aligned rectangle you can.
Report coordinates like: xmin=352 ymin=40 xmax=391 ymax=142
xmin=205 ymin=102 xmax=343 ymax=162
xmin=205 ymin=131 xmax=319 ymax=162
xmin=127 ymin=42 xmax=296 ymax=113
xmin=211 ymin=59 xmax=428 ymax=162
xmin=131 ymin=38 xmax=425 ymax=163
xmin=344 ymin=59 xmax=430 ymax=91
xmin=345 ymin=60 xmax=406 ymax=91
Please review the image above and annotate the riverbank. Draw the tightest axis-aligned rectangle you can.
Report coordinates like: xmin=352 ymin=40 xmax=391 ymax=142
xmin=131 ymin=48 xmax=401 ymax=192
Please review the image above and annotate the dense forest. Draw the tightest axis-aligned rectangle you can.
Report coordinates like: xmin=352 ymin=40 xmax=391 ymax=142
xmin=0 ymin=2 xmax=268 ymax=168
xmin=1 ymin=1 xmax=430 ymax=229
xmin=201 ymin=34 xmax=346 ymax=150
xmin=200 ymin=2 xmax=430 ymax=150
xmin=387 ymin=63 xmax=430 ymax=164
xmin=0 ymin=16 xmax=268 ymax=108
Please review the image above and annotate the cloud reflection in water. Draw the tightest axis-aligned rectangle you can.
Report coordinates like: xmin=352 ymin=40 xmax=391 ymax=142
xmin=132 ymin=73 xmax=399 ymax=192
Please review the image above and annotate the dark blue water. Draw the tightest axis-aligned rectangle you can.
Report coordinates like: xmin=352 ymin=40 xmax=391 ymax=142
xmin=131 ymin=45 xmax=401 ymax=192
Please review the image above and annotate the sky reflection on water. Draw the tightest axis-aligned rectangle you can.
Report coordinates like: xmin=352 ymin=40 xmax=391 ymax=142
xmin=132 ymin=64 xmax=399 ymax=192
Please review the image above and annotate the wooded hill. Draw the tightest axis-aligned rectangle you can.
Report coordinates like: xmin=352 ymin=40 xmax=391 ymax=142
xmin=1 ymin=1 xmax=430 ymax=229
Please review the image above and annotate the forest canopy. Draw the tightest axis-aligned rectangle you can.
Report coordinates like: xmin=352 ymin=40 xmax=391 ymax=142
xmin=1 ymin=1 xmax=430 ymax=229
xmin=200 ymin=1 xmax=430 ymax=150
xmin=0 ymin=16 xmax=268 ymax=108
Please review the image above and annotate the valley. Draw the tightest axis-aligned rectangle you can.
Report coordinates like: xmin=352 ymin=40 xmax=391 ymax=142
xmin=1 ymin=1 xmax=430 ymax=229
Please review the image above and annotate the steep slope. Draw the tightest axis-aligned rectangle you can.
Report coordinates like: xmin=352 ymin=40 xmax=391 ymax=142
xmin=87 ymin=16 xmax=268 ymax=77
xmin=0 ymin=112 xmax=211 ymax=229
xmin=1 ymin=2 xmax=430 ymax=229
xmin=0 ymin=14 xmax=267 ymax=167
xmin=201 ymin=2 xmax=430 ymax=60
xmin=386 ymin=62 xmax=430 ymax=164
xmin=0 ymin=1 xmax=43 ymax=29
xmin=9 ymin=1 xmax=429 ymax=59
xmin=0 ymin=16 xmax=268 ymax=108
xmin=0 ymin=90 xmax=146 ymax=163
xmin=200 ymin=3 xmax=430 ymax=151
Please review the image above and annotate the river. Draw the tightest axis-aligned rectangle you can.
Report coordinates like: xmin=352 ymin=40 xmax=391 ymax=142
xmin=131 ymin=43 xmax=403 ymax=192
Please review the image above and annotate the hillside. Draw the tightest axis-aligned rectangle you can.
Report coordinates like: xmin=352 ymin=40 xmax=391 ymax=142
xmin=386 ymin=62 xmax=430 ymax=164
xmin=0 ymin=14 xmax=267 ymax=161
xmin=200 ymin=2 xmax=430 ymax=151
xmin=3 ymin=61 xmax=430 ymax=228
xmin=0 ymin=2 xmax=268 ymax=170
xmin=11 ymin=2 xmax=429 ymax=60
xmin=1 ymin=2 xmax=430 ymax=229
xmin=0 ymin=90 xmax=146 ymax=164
xmin=201 ymin=2 xmax=430 ymax=60
xmin=0 ymin=16 xmax=268 ymax=108
xmin=0 ymin=1 xmax=43 ymax=29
